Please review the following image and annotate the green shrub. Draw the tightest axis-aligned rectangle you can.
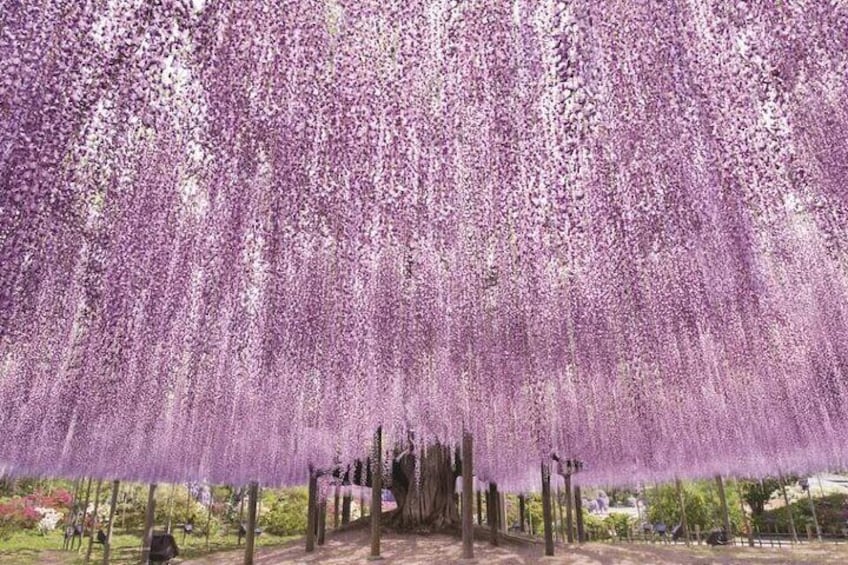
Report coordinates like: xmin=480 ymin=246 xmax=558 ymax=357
xmin=645 ymin=480 xmax=743 ymax=534
xmin=604 ymin=512 xmax=635 ymax=538
xmin=260 ymin=488 xmax=308 ymax=536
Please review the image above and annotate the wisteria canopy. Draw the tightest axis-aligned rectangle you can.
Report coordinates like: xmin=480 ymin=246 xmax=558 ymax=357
xmin=2 ymin=0 xmax=848 ymax=490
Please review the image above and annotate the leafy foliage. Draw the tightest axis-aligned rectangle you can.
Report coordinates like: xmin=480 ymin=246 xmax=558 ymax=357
xmin=754 ymin=493 xmax=848 ymax=535
xmin=737 ymin=476 xmax=797 ymax=516
xmin=259 ymin=488 xmax=309 ymax=536
xmin=645 ymin=480 xmax=743 ymax=534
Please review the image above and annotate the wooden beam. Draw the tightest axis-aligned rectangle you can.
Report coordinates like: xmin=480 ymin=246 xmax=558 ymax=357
xmin=370 ymin=427 xmax=382 ymax=560
xmin=306 ymin=470 xmax=317 ymax=552
xmin=574 ymin=485 xmax=584 ymax=543
xmin=461 ymin=432 xmax=474 ymax=559
xmin=77 ymin=477 xmax=93 ymax=552
xmin=63 ymin=478 xmax=81 ymax=551
xmin=102 ymin=480 xmax=120 ymax=565
xmin=342 ymin=488 xmax=351 ymax=525
xmin=488 ymin=483 xmax=500 ymax=546
xmin=141 ymin=483 xmax=157 ymax=565
xmin=565 ymin=474 xmax=574 ymax=543
xmin=244 ymin=481 xmax=259 ymax=565
xmin=541 ymin=463 xmax=555 ymax=556
xmin=518 ymin=494 xmax=526 ymax=533
xmin=317 ymin=499 xmax=327 ymax=545
xmin=84 ymin=479 xmax=103 ymax=564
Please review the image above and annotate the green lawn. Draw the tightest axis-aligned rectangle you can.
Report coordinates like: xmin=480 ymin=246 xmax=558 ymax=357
xmin=0 ymin=528 xmax=297 ymax=565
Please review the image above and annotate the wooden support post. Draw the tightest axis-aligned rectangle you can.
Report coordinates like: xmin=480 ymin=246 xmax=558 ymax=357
xmin=306 ymin=470 xmax=317 ymax=552
xmin=461 ymin=432 xmax=474 ymax=559
xmin=778 ymin=474 xmax=798 ymax=544
xmin=141 ymin=484 xmax=157 ymax=565
xmin=477 ymin=489 xmax=482 ymax=526
xmin=333 ymin=486 xmax=340 ymax=529
xmin=574 ymin=485 xmax=585 ymax=543
xmin=84 ymin=479 xmax=103 ymax=564
xmin=370 ymin=427 xmax=382 ymax=560
xmin=63 ymin=478 xmax=81 ymax=550
xmin=675 ymin=478 xmax=689 ymax=546
xmin=565 ymin=474 xmax=574 ymax=543
xmin=715 ymin=475 xmax=731 ymax=538
xmin=243 ymin=481 xmax=259 ymax=565
xmin=518 ymin=495 xmax=526 ymax=533
xmin=489 ymin=483 xmax=500 ymax=546
xmin=102 ymin=480 xmax=119 ymax=565
xmin=541 ymin=463 xmax=555 ymax=556
xmin=317 ymin=499 xmax=327 ymax=545
xmin=77 ymin=477 xmax=93 ymax=552
xmin=342 ymin=486 xmax=351 ymax=525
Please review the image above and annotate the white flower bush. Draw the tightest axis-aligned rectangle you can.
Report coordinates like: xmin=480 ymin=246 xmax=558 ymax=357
xmin=35 ymin=507 xmax=63 ymax=534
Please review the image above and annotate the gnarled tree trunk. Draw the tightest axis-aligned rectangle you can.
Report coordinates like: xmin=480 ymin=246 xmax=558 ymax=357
xmin=389 ymin=443 xmax=459 ymax=532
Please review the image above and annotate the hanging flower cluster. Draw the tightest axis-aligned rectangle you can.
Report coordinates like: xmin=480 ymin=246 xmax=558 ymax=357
xmin=2 ymin=1 xmax=848 ymax=489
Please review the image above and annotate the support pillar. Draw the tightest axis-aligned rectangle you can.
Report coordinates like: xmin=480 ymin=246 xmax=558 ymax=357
xmin=369 ymin=427 xmax=382 ymax=560
xmin=102 ymin=480 xmax=120 ymax=565
xmin=518 ymin=495 xmax=526 ymax=533
xmin=488 ymin=483 xmax=500 ymax=546
xmin=141 ymin=484 xmax=157 ymax=565
xmin=574 ymin=485 xmax=585 ymax=543
xmin=64 ymin=478 xmax=81 ymax=551
xmin=317 ymin=499 xmax=327 ymax=545
xmin=477 ymin=490 xmax=482 ymax=525
xmin=461 ymin=432 xmax=474 ymax=559
xmin=541 ymin=463 xmax=555 ymax=556
xmin=306 ymin=470 xmax=317 ymax=552
xmin=565 ymin=474 xmax=574 ymax=543
xmin=84 ymin=479 xmax=103 ymax=564
xmin=244 ymin=481 xmax=259 ymax=565
xmin=342 ymin=487 xmax=351 ymax=525
xmin=77 ymin=477 xmax=93 ymax=552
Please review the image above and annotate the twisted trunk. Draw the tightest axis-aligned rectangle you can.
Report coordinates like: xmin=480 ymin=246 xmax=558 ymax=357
xmin=389 ymin=443 xmax=459 ymax=532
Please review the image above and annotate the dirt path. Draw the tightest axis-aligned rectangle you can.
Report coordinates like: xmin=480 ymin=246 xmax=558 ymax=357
xmin=182 ymin=530 xmax=848 ymax=564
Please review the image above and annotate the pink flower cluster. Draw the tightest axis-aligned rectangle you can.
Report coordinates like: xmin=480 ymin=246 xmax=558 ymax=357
xmin=1 ymin=1 xmax=848 ymax=490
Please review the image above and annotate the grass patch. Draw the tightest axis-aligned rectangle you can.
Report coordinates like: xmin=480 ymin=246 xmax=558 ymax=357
xmin=0 ymin=528 xmax=297 ymax=564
